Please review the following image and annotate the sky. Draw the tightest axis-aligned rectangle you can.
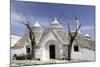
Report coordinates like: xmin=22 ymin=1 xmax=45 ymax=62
xmin=11 ymin=0 xmax=95 ymax=39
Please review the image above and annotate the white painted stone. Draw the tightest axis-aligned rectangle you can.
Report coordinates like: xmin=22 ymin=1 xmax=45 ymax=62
xmin=40 ymin=31 xmax=62 ymax=60
xmin=52 ymin=17 xmax=59 ymax=24
xmin=33 ymin=20 xmax=41 ymax=27
xmin=85 ymin=33 xmax=90 ymax=37
xmin=11 ymin=18 xmax=95 ymax=62
xmin=71 ymin=44 xmax=95 ymax=61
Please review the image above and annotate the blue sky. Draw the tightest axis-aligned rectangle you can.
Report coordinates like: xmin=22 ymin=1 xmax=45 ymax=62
xmin=11 ymin=0 xmax=95 ymax=39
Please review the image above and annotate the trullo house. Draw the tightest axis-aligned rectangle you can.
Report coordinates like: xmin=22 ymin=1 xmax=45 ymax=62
xmin=11 ymin=18 xmax=95 ymax=61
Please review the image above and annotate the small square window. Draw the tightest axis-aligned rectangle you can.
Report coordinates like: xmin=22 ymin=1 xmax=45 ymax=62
xmin=74 ymin=46 xmax=79 ymax=52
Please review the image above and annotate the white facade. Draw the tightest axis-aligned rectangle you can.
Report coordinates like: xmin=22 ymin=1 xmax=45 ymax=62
xmin=71 ymin=44 xmax=95 ymax=61
xmin=40 ymin=32 xmax=61 ymax=60
xmin=11 ymin=18 xmax=95 ymax=61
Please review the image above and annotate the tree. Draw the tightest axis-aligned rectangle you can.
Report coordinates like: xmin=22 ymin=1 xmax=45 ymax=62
xmin=67 ymin=18 xmax=81 ymax=60
xmin=23 ymin=22 xmax=36 ymax=60
xmin=18 ymin=11 xmax=36 ymax=60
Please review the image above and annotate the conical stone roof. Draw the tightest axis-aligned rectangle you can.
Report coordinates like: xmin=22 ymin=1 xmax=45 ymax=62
xmin=48 ymin=17 xmax=64 ymax=29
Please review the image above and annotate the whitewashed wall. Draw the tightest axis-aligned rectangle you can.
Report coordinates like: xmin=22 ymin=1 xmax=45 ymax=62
xmin=34 ymin=48 xmax=42 ymax=59
xmin=71 ymin=44 xmax=95 ymax=61
xmin=11 ymin=47 xmax=26 ymax=59
xmin=40 ymin=31 xmax=62 ymax=60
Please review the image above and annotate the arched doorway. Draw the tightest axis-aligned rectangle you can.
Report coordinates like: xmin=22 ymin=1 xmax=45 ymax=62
xmin=42 ymin=39 xmax=61 ymax=60
xmin=49 ymin=45 xmax=55 ymax=59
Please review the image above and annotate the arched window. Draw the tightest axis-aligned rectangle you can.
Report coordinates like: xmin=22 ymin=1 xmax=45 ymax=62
xmin=74 ymin=45 xmax=79 ymax=52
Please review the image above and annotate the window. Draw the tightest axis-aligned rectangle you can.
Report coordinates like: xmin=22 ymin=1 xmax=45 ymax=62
xmin=74 ymin=46 xmax=79 ymax=52
xmin=27 ymin=48 xmax=30 ymax=53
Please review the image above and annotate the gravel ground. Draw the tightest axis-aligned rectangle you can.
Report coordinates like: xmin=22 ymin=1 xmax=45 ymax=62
xmin=10 ymin=59 xmax=92 ymax=67
xmin=11 ymin=59 xmax=72 ymax=66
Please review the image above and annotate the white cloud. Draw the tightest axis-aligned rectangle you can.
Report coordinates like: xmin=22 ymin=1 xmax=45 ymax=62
xmin=11 ymin=12 xmax=26 ymax=23
xmin=11 ymin=12 xmax=27 ymax=30
xmin=81 ymin=25 xmax=94 ymax=30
